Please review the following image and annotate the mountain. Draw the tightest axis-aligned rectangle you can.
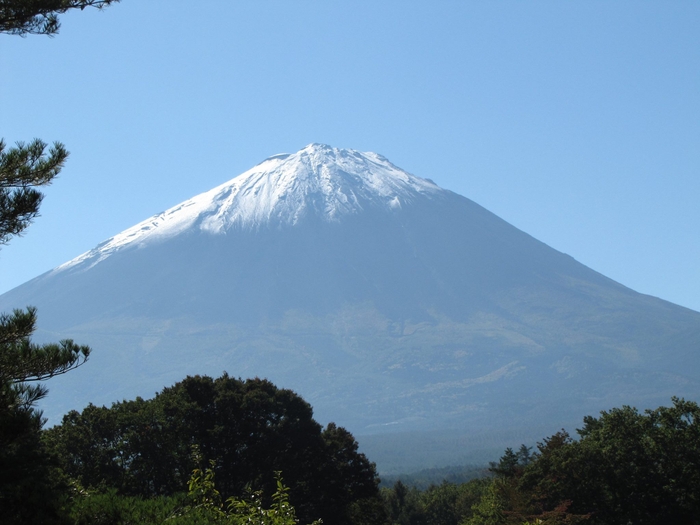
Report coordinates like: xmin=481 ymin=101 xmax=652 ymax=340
xmin=2 ymin=143 xmax=699 ymax=471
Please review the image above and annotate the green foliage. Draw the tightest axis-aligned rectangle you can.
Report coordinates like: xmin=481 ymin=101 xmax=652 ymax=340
xmin=171 ymin=453 xmax=321 ymax=525
xmin=422 ymin=482 xmax=463 ymax=525
xmin=0 ymin=308 xmax=90 ymax=383
xmin=383 ymin=480 xmax=426 ymax=524
xmin=380 ymin=465 xmax=488 ymax=491
xmin=462 ymin=481 xmax=505 ymax=525
xmin=44 ymin=374 xmax=383 ymax=525
xmin=0 ymin=0 xmax=120 ymax=36
xmin=224 ymin=474 xmax=320 ymax=525
xmin=463 ymin=398 xmax=700 ymax=525
xmin=1 ymin=6 xmax=118 ymax=519
xmin=488 ymin=445 xmax=532 ymax=479
xmin=382 ymin=478 xmax=490 ymax=525
xmin=0 ymin=138 xmax=68 ymax=244
xmin=0 ymin=274 xmax=89 ymax=522
xmin=0 ymin=129 xmax=89 ymax=525
xmin=0 ymin=403 xmax=72 ymax=524
xmin=69 ymin=489 xmax=186 ymax=525
xmin=518 ymin=397 xmax=700 ymax=524
xmin=0 ymin=139 xmax=90 ymax=417
xmin=189 ymin=462 xmax=224 ymax=515
xmin=67 ymin=455 xmax=322 ymax=525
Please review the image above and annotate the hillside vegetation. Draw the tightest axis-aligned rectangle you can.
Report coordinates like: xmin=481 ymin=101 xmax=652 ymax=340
xmin=4 ymin=369 xmax=699 ymax=524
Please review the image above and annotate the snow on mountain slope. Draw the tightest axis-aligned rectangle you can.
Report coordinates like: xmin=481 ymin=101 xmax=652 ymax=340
xmin=57 ymin=144 xmax=441 ymax=272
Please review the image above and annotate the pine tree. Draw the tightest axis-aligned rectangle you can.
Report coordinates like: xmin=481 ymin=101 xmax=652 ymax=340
xmin=0 ymin=139 xmax=93 ymax=524
xmin=0 ymin=139 xmax=91 ymax=412
xmin=0 ymin=2 xmax=119 ymax=521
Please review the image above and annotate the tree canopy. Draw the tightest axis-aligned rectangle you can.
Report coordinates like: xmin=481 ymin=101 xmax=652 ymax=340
xmin=0 ymin=139 xmax=67 ymax=244
xmin=0 ymin=138 xmax=90 ymax=429
xmin=519 ymin=397 xmax=700 ymax=524
xmin=463 ymin=397 xmax=700 ymax=525
xmin=44 ymin=373 xmax=384 ymax=525
xmin=0 ymin=0 xmax=119 ymax=36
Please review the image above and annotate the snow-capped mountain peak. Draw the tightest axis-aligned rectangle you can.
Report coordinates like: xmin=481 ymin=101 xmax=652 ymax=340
xmin=56 ymin=144 xmax=442 ymax=272
xmin=200 ymin=143 xmax=440 ymax=230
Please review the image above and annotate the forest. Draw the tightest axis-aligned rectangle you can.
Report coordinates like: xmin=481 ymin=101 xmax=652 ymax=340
xmin=3 ymin=369 xmax=700 ymax=524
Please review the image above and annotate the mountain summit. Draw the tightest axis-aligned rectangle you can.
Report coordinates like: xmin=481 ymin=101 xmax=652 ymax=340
xmin=2 ymin=144 xmax=699 ymax=471
xmin=59 ymin=144 xmax=440 ymax=273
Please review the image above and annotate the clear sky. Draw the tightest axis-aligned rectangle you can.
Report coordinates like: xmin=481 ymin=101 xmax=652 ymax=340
xmin=1 ymin=1 xmax=698 ymax=312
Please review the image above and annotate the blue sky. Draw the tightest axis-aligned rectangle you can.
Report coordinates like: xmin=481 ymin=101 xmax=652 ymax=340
xmin=1 ymin=1 xmax=699 ymax=312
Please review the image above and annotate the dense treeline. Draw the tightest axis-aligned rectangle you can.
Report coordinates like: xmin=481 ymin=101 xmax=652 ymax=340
xmin=44 ymin=374 xmax=383 ymax=525
xmin=476 ymin=397 xmax=700 ymax=524
xmin=2 ymin=356 xmax=699 ymax=525
xmin=381 ymin=478 xmax=491 ymax=525
xmin=380 ymin=465 xmax=488 ymax=491
xmin=382 ymin=397 xmax=700 ymax=525
xmin=39 ymin=390 xmax=700 ymax=525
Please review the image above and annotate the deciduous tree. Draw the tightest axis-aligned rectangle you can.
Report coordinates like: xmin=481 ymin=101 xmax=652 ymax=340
xmin=44 ymin=374 xmax=385 ymax=525
xmin=518 ymin=398 xmax=700 ymax=524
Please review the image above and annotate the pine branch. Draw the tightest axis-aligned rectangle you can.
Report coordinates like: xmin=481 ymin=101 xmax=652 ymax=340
xmin=0 ymin=0 xmax=120 ymax=36
xmin=0 ymin=337 xmax=91 ymax=383
xmin=0 ymin=307 xmax=38 ymax=345
xmin=0 ymin=139 xmax=68 ymax=188
xmin=0 ymin=139 xmax=68 ymax=245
